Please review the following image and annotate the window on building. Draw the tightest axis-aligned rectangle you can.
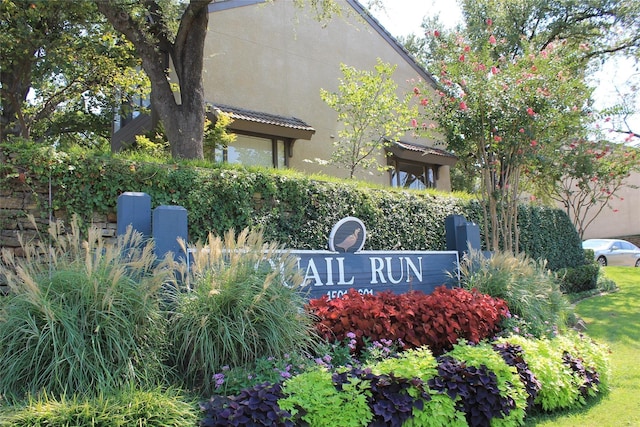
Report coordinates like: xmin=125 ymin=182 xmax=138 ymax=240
xmin=214 ymin=132 xmax=289 ymax=168
xmin=389 ymin=159 xmax=437 ymax=190
xmin=113 ymin=86 xmax=150 ymax=132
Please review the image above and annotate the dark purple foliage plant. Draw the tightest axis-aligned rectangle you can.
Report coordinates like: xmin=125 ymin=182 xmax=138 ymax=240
xmin=199 ymin=382 xmax=293 ymax=427
xmin=333 ymin=367 xmax=430 ymax=427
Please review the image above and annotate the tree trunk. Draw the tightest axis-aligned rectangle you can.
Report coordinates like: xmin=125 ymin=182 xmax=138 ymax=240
xmin=96 ymin=0 xmax=210 ymax=159
xmin=0 ymin=55 xmax=34 ymax=141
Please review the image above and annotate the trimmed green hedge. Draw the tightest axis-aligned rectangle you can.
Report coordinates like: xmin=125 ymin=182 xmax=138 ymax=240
xmin=1 ymin=142 xmax=584 ymax=269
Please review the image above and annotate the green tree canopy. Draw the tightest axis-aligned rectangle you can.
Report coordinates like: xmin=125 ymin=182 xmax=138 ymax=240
xmin=0 ymin=0 xmax=146 ymax=147
xmin=417 ymin=22 xmax=590 ymax=252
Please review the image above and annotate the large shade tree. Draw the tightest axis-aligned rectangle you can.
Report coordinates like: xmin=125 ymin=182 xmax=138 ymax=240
xmin=0 ymin=0 xmax=144 ymax=147
xmin=95 ymin=0 xmax=210 ymax=159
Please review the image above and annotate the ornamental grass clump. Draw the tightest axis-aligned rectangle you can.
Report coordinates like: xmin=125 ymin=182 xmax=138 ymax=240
xmin=166 ymin=228 xmax=319 ymax=395
xmin=458 ymin=249 xmax=570 ymax=338
xmin=0 ymin=386 xmax=198 ymax=427
xmin=0 ymin=217 xmax=171 ymax=401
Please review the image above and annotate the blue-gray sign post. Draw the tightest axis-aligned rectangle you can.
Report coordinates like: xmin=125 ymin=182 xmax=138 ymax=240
xmin=445 ymin=214 xmax=481 ymax=258
xmin=153 ymin=205 xmax=188 ymax=261
xmin=116 ymin=192 xmax=152 ymax=237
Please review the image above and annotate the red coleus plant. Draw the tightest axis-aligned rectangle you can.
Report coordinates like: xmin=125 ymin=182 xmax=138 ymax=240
xmin=306 ymin=286 xmax=509 ymax=355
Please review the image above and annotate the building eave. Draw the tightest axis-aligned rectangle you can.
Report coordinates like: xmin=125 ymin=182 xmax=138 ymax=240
xmin=387 ymin=140 xmax=458 ymax=167
xmin=210 ymin=103 xmax=316 ymax=140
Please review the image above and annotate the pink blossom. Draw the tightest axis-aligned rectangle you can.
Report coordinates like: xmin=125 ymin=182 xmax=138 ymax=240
xmin=494 ymin=135 xmax=502 ymax=142
xmin=460 ymin=101 xmax=468 ymax=111
xmin=433 ymin=30 xmax=441 ymax=37
xmin=491 ymin=66 xmax=499 ymax=75
xmin=519 ymin=128 xmax=525 ymax=133
xmin=530 ymin=140 xmax=538 ymax=147
xmin=527 ymin=107 xmax=535 ymax=116
xmin=413 ymin=87 xmax=421 ymax=95
xmin=420 ymin=98 xmax=429 ymax=106
xmin=411 ymin=118 xmax=418 ymax=127
xmin=486 ymin=18 xmax=493 ymax=27
xmin=459 ymin=54 xmax=465 ymax=62
xmin=489 ymin=34 xmax=497 ymax=45
xmin=464 ymin=45 xmax=471 ymax=52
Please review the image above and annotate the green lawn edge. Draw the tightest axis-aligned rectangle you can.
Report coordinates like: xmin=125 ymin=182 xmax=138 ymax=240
xmin=523 ymin=267 xmax=640 ymax=426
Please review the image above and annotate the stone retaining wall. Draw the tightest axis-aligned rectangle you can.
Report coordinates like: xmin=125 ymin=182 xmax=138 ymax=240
xmin=0 ymin=180 xmax=117 ymax=260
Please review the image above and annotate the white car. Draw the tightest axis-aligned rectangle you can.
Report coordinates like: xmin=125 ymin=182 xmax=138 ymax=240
xmin=582 ymin=239 xmax=640 ymax=267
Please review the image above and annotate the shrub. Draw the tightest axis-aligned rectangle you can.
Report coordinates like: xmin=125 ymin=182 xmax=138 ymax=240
xmin=458 ymin=250 xmax=570 ymax=338
xmin=0 ymin=387 xmax=198 ymax=427
xmin=558 ymin=262 xmax=600 ymax=294
xmin=497 ymin=335 xmax=581 ymax=411
xmin=307 ymin=286 xmax=509 ymax=355
xmin=165 ymin=228 xmax=319 ymax=395
xmin=2 ymin=139 xmax=586 ymax=270
xmin=0 ymin=218 xmax=170 ymax=401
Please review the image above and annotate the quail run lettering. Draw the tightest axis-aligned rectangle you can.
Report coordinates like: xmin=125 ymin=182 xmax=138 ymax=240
xmin=301 ymin=256 xmax=424 ymax=286
xmin=291 ymin=250 xmax=459 ymax=299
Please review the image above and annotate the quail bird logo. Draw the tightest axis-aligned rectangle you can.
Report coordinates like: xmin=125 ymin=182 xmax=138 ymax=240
xmin=328 ymin=216 xmax=366 ymax=253
xmin=335 ymin=228 xmax=361 ymax=252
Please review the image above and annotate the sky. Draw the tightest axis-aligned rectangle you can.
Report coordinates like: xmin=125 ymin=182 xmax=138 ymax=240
xmin=372 ymin=0 xmax=462 ymax=37
xmin=372 ymin=0 xmax=639 ymax=143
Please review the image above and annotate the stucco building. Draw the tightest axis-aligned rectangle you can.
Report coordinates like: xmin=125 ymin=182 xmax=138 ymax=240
xmin=113 ymin=0 xmax=457 ymax=191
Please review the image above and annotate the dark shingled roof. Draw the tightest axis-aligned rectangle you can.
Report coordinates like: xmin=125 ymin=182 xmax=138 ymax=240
xmin=394 ymin=140 xmax=457 ymax=160
xmin=211 ymin=104 xmax=315 ymax=132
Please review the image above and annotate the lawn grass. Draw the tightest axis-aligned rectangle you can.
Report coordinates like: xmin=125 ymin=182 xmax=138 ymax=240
xmin=523 ymin=266 xmax=640 ymax=426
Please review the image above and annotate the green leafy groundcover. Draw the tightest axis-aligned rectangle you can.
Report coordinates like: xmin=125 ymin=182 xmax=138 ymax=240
xmin=200 ymin=332 xmax=609 ymax=427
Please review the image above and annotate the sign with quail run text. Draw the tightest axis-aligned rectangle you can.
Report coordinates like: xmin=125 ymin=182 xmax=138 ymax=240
xmin=293 ymin=217 xmax=459 ymax=300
